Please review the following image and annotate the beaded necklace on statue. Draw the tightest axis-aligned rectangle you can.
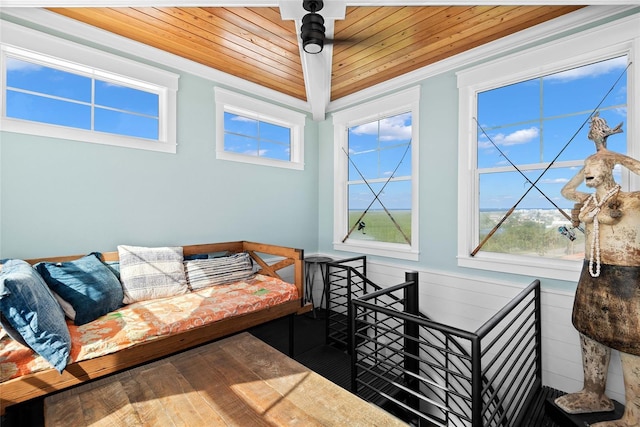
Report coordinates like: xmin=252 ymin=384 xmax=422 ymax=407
xmin=580 ymin=184 xmax=621 ymax=277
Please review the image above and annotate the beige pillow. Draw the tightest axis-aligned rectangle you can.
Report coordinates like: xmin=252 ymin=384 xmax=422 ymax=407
xmin=118 ymin=245 xmax=189 ymax=304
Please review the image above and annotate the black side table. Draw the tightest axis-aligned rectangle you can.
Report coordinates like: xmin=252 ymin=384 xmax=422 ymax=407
xmin=304 ymin=256 xmax=333 ymax=317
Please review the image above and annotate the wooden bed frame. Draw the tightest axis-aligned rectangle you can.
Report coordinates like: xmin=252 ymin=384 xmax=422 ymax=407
xmin=0 ymin=241 xmax=307 ymax=415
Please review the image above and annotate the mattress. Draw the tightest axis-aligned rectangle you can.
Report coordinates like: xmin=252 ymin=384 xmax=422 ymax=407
xmin=0 ymin=274 xmax=298 ymax=382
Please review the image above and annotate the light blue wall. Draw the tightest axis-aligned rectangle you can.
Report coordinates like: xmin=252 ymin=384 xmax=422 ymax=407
xmin=1 ymin=66 xmax=319 ymax=259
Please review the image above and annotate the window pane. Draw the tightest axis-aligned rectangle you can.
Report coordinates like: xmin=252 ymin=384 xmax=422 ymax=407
xmin=95 ymin=108 xmax=159 ymax=140
xmin=259 ymin=140 xmax=290 ymax=161
xmin=6 ymin=57 xmax=91 ymax=102
xmin=349 ymin=127 xmax=379 ymax=153
xmin=224 ymin=133 xmax=257 ymax=155
xmin=224 ymin=112 xmax=258 ymax=137
xmin=478 ymin=123 xmax=541 ymax=167
xmin=378 ymin=113 xmax=413 ymax=147
xmin=223 ymin=112 xmax=292 ymax=161
xmin=260 ymin=121 xmax=290 ymax=143
xmin=543 ymin=57 xmax=628 ymax=117
xmin=477 ymin=79 xmax=540 ymax=126
xmin=6 ymin=90 xmax=91 ymax=129
xmin=479 ymin=168 xmax=586 ymax=259
xmin=348 ymin=150 xmax=378 ymax=181
xmin=95 ymin=80 xmax=159 ymax=116
xmin=347 ymin=180 xmax=411 ymax=244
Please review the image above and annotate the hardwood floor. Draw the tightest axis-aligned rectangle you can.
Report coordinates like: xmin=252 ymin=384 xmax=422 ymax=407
xmin=43 ymin=332 xmax=405 ymax=426
xmin=2 ymin=311 xmax=589 ymax=426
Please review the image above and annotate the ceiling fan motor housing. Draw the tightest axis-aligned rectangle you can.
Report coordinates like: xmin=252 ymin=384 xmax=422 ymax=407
xmin=301 ymin=1 xmax=325 ymax=54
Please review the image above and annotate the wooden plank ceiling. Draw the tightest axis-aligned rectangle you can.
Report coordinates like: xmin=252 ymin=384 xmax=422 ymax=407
xmin=49 ymin=5 xmax=583 ymax=104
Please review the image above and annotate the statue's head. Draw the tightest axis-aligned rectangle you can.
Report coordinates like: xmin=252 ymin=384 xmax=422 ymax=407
xmin=588 ymin=112 xmax=623 ymax=151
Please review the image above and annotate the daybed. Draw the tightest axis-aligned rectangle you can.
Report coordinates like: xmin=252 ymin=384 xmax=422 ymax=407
xmin=0 ymin=241 xmax=306 ymax=415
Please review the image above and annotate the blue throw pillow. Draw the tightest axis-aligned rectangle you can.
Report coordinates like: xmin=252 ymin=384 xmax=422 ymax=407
xmin=35 ymin=253 xmax=124 ymax=326
xmin=0 ymin=259 xmax=71 ymax=372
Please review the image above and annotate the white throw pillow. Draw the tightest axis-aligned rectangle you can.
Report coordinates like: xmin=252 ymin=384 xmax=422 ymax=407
xmin=118 ymin=245 xmax=189 ymax=304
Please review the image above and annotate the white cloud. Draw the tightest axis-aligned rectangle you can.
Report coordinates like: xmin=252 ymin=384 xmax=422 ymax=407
xmin=5 ymin=57 xmax=42 ymax=72
xmin=540 ymin=178 xmax=569 ymax=184
xmin=545 ymin=56 xmax=627 ymax=83
xmin=351 ymin=112 xmax=412 ymax=142
xmin=488 ymin=127 xmax=539 ymax=147
xmin=232 ymin=115 xmax=258 ymax=123
xmin=243 ymin=149 xmax=268 ymax=156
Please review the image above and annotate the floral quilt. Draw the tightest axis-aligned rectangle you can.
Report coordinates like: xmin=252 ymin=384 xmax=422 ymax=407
xmin=0 ymin=274 xmax=298 ymax=382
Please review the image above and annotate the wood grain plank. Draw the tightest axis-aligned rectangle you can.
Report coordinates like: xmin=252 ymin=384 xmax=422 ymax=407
xmin=134 ymin=362 xmax=214 ymax=426
xmin=201 ymin=341 xmax=324 ymax=426
xmin=171 ymin=350 xmax=274 ymax=426
xmin=173 ymin=350 xmax=278 ymax=427
xmin=44 ymin=394 xmax=83 ymax=427
xmin=180 ymin=8 xmax=300 ymax=64
xmin=333 ymin=6 xmax=437 ymax=61
xmin=76 ymin=380 xmax=141 ymax=427
xmin=119 ymin=375 xmax=181 ymax=426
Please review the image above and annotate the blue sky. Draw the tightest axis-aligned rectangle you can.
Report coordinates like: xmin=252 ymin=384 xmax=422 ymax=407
xmin=347 ymin=112 xmax=412 ymax=210
xmin=6 ymin=56 xmax=159 ymax=140
xmin=223 ymin=112 xmax=291 ymax=161
xmin=477 ymin=55 xmax=628 ymax=210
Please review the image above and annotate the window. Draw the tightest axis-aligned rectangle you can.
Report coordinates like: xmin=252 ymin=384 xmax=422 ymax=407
xmin=457 ymin=16 xmax=638 ymax=280
xmin=333 ymin=86 xmax=419 ymax=260
xmin=0 ymin=21 xmax=178 ymax=153
xmin=6 ymin=56 xmax=160 ymax=139
xmin=215 ymin=87 xmax=306 ymax=170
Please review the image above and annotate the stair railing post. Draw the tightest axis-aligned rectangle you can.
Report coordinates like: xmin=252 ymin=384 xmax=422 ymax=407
xmin=404 ymin=271 xmax=420 ymax=411
xmin=471 ymin=335 xmax=483 ymax=427
xmin=346 ymin=267 xmax=353 ymax=355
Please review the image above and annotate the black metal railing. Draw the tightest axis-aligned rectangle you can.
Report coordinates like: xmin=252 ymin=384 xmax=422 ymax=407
xmin=325 ymin=256 xmax=371 ymax=350
xmin=350 ymin=272 xmax=541 ymax=426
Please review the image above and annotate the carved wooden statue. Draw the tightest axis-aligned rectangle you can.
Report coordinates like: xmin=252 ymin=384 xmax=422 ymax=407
xmin=556 ymin=114 xmax=640 ymax=427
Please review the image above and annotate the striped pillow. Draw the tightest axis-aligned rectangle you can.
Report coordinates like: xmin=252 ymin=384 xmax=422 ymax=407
xmin=118 ymin=245 xmax=189 ymax=304
xmin=184 ymin=252 xmax=254 ymax=291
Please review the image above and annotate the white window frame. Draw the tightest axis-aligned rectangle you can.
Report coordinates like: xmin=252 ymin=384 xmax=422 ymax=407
xmin=214 ymin=87 xmax=306 ymax=170
xmin=0 ymin=21 xmax=179 ymax=154
xmin=456 ymin=15 xmax=639 ymax=281
xmin=332 ymin=86 xmax=420 ymax=261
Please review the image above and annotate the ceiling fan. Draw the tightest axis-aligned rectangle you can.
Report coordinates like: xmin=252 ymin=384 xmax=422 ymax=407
xmin=300 ymin=0 xmax=326 ymax=54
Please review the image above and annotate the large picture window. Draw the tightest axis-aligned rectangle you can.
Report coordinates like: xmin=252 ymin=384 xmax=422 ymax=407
xmin=477 ymin=57 xmax=627 ymax=259
xmin=333 ymin=87 xmax=419 ymax=260
xmin=457 ymin=16 xmax=638 ymax=280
